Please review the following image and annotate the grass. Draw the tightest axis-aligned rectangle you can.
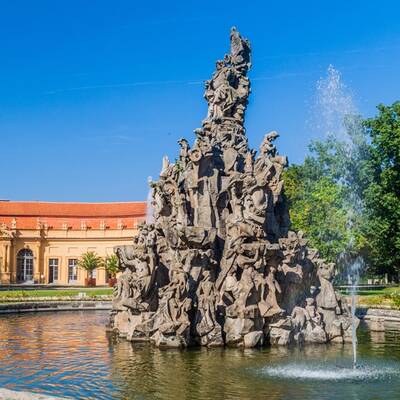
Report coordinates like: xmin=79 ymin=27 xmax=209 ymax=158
xmin=349 ymin=287 xmax=400 ymax=309
xmin=340 ymin=287 xmax=400 ymax=296
xmin=0 ymin=287 xmax=113 ymax=302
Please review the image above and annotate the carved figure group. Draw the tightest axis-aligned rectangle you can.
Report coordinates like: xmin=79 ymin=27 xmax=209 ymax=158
xmin=109 ymin=28 xmax=355 ymax=348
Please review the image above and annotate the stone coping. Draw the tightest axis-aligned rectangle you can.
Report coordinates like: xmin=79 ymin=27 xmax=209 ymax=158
xmin=0 ymin=300 xmax=111 ymax=314
xmin=0 ymin=285 xmax=110 ymax=291
xmin=0 ymin=388 xmax=69 ymax=400
xmin=356 ymin=306 xmax=400 ymax=322
xmin=0 ymin=296 xmax=112 ymax=303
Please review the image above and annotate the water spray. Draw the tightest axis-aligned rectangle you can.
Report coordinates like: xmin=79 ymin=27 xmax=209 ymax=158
xmin=315 ymin=65 xmax=366 ymax=369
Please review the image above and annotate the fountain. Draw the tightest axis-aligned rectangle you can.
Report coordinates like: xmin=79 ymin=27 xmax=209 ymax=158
xmin=314 ymin=64 xmax=357 ymax=140
xmin=109 ymin=28 xmax=355 ymax=348
xmin=315 ymin=64 xmax=367 ymax=368
xmin=340 ymin=253 xmax=364 ymax=368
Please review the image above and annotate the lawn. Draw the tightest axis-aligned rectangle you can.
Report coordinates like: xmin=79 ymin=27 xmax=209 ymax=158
xmin=340 ymin=287 xmax=400 ymax=296
xmin=0 ymin=287 xmax=113 ymax=302
xmin=348 ymin=287 xmax=400 ymax=309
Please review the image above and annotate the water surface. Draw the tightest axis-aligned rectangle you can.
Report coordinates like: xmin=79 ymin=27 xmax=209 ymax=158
xmin=0 ymin=311 xmax=399 ymax=399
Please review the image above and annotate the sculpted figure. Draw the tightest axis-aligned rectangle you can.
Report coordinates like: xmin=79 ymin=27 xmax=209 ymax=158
xmin=254 ymin=133 xmax=277 ymax=179
xmin=305 ymin=298 xmax=322 ymax=326
xmin=114 ymin=267 xmax=133 ymax=302
xmin=291 ymin=306 xmax=308 ymax=331
xmin=115 ymin=246 xmax=137 ymax=270
xmin=218 ymin=267 xmax=239 ymax=310
xmin=160 ymin=155 xmax=170 ymax=177
xmin=178 ymin=138 xmax=190 ymax=168
xmin=127 ymin=253 xmax=154 ymax=311
xmin=0 ymin=223 xmax=14 ymax=238
xmin=195 ymin=270 xmax=223 ymax=346
xmin=242 ymin=175 xmax=267 ymax=225
xmin=236 ymin=268 xmax=260 ymax=318
xmin=156 ymin=270 xmax=192 ymax=341
xmin=230 ymin=26 xmax=251 ymax=70
xmin=259 ymin=265 xmax=284 ymax=318
xmin=205 ymin=61 xmax=233 ymax=121
xmin=150 ymin=181 xmax=165 ymax=215
xmin=228 ymin=179 xmax=244 ymax=222
xmin=171 ymin=189 xmax=188 ymax=227
xmin=260 ymin=131 xmax=279 ymax=157
xmin=244 ymin=151 xmax=253 ymax=174
xmin=316 ymin=261 xmax=339 ymax=310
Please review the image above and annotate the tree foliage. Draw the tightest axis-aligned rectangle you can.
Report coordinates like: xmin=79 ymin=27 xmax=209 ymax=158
xmin=284 ymin=159 xmax=352 ymax=262
xmin=284 ymin=103 xmax=400 ymax=279
xmin=362 ymin=102 xmax=400 ymax=277
xmin=284 ymin=115 xmax=370 ymax=262
xmin=104 ymin=254 xmax=119 ymax=278
xmin=77 ymin=251 xmax=104 ymax=279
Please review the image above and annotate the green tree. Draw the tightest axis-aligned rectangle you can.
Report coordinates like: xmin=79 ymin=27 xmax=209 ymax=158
xmin=104 ymin=254 xmax=120 ymax=278
xmin=363 ymin=102 xmax=400 ymax=279
xmin=284 ymin=162 xmax=350 ymax=262
xmin=283 ymin=115 xmax=371 ymax=263
xmin=77 ymin=251 xmax=104 ymax=279
xmin=285 ymin=104 xmax=400 ymax=279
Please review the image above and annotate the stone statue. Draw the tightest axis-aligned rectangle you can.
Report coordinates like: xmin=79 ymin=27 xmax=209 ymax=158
xmin=194 ymin=270 xmax=223 ymax=346
xmin=109 ymin=28 xmax=355 ymax=348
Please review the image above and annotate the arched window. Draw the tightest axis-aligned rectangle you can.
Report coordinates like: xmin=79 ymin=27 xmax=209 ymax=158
xmin=16 ymin=249 xmax=34 ymax=283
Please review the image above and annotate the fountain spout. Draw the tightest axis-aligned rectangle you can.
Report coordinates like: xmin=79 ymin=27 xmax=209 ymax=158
xmin=347 ymin=256 xmax=364 ymax=369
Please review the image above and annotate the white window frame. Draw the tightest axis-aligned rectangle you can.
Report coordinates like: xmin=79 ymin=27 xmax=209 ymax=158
xmin=48 ymin=258 xmax=59 ymax=283
xmin=68 ymin=259 xmax=78 ymax=283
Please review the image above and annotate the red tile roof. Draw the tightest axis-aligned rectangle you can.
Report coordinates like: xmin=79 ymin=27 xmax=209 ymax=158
xmin=0 ymin=201 xmax=146 ymax=217
xmin=0 ymin=201 xmax=147 ymax=230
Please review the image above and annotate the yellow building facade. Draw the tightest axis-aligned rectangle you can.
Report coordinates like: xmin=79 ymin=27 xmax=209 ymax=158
xmin=0 ymin=201 xmax=146 ymax=285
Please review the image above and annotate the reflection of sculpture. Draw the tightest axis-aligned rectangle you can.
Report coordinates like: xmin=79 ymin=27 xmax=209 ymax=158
xmin=109 ymin=28 xmax=354 ymax=348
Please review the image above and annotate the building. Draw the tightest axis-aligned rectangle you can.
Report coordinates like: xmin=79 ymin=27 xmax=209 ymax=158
xmin=0 ymin=201 xmax=146 ymax=285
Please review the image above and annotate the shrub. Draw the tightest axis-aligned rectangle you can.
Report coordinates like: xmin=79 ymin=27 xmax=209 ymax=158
xmin=77 ymin=251 xmax=104 ymax=279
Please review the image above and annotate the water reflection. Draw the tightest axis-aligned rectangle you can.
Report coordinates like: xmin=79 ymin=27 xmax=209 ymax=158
xmin=0 ymin=312 xmax=114 ymax=399
xmin=0 ymin=312 xmax=399 ymax=400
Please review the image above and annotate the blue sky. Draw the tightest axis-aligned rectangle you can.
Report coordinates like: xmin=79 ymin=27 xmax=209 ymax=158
xmin=1 ymin=0 xmax=400 ymax=201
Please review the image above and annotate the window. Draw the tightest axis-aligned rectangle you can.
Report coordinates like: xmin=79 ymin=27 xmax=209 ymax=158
xmin=48 ymin=258 xmax=59 ymax=283
xmin=68 ymin=259 xmax=78 ymax=283
xmin=16 ymin=249 xmax=34 ymax=283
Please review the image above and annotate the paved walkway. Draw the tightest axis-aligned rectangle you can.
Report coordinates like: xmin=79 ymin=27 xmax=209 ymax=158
xmin=0 ymin=300 xmax=111 ymax=314
xmin=357 ymin=306 xmax=400 ymax=322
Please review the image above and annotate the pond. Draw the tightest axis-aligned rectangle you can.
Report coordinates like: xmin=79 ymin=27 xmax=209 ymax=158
xmin=0 ymin=311 xmax=399 ymax=400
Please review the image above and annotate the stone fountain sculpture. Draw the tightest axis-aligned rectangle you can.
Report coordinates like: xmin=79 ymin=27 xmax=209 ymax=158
xmin=109 ymin=28 xmax=355 ymax=348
